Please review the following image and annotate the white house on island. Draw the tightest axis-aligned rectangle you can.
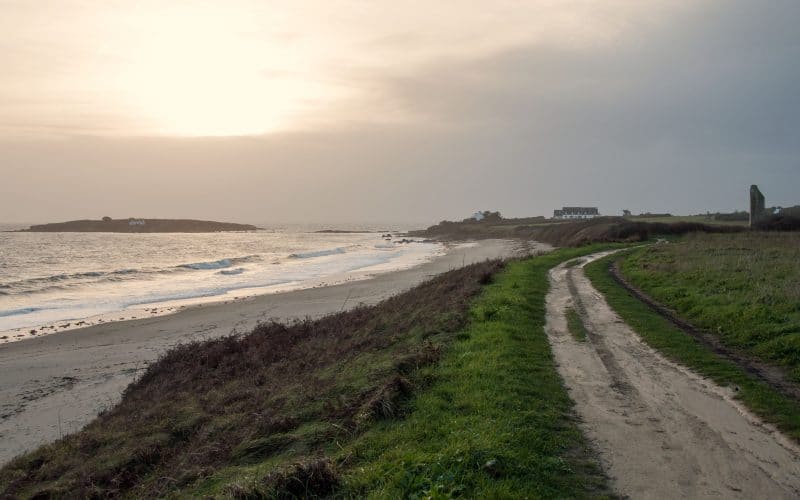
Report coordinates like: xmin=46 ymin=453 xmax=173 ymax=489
xmin=128 ymin=219 xmax=146 ymax=226
xmin=553 ymin=207 xmax=600 ymax=219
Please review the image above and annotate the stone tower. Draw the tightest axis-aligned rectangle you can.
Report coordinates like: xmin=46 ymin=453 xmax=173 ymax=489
xmin=750 ymin=185 xmax=765 ymax=227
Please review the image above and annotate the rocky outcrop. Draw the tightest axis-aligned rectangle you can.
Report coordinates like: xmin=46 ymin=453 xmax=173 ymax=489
xmin=750 ymin=184 xmax=766 ymax=227
xmin=22 ymin=218 xmax=259 ymax=233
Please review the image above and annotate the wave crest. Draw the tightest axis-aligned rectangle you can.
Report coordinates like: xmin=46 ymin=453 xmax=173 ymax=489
xmin=288 ymin=247 xmax=346 ymax=259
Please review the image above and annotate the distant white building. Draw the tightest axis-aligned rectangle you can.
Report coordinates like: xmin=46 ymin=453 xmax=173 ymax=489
xmin=473 ymin=211 xmax=485 ymax=221
xmin=128 ymin=219 xmax=146 ymax=226
xmin=553 ymin=207 xmax=599 ymax=219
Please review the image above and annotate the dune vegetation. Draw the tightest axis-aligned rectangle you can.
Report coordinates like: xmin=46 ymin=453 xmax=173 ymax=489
xmin=0 ymin=260 xmax=501 ymax=498
xmin=1 ymin=246 xmax=621 ymax=498
xmin=7 ymin=227 xmax=798 ymax=497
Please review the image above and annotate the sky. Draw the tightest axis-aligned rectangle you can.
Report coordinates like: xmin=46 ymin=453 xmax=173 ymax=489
xmin=1 ymin=0 xmax=798 ymax=225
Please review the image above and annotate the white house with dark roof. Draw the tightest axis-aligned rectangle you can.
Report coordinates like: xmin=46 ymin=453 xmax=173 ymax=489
xmin=553 ymin=207 xmax=599 ymax=219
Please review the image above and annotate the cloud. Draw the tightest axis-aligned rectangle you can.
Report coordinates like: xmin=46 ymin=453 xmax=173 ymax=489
xmin=366 ymin=0 xmax=800 ymax=151
xmin=328 ymin=0 xmax=800 ymax=214
xmin=1 ymin=0 xmax=798 ymax=223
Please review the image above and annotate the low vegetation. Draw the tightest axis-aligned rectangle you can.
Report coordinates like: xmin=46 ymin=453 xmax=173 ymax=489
xmin=1 ymin=246 xmax=620 ymax=498
xmin=0 ymin=261 xmax=501 ymax=498
xmin=623 ymin=214 xmax=748 ymax=226
xmin=337 ymin=246 xmax=618 ymax=498
xmin=585 ymin=242 xmax=800 ymax=441
xmin=411 ymin=216 xmax=745 ymax=246
xmin=565 ymin=308 xmax=588 ymax=342
xmin=754 ymin=213 xmax=800 ymax=231
xmin=619 ymin=233 xmax=800 ymax=382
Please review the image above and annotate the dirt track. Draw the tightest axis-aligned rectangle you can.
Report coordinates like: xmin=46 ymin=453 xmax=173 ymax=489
xmin=545 ymin=250 xmax=800 ymax=499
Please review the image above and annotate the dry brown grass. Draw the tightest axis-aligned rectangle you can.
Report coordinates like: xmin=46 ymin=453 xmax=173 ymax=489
xmin=0 ymin=260 xmax=503 ymax=498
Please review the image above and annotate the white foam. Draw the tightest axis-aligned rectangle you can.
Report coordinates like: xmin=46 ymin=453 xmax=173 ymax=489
xmin=0 ymin=233 xmax=444 ymax=341
xmin=288 ymin=247 xmax=346 ymax=259
xmin=180 ymin=258 xmax=233 ymax=270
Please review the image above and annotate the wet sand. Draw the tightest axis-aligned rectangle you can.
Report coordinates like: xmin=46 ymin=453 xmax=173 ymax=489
xmin=0 ymin=239 xmax=542 ymax=465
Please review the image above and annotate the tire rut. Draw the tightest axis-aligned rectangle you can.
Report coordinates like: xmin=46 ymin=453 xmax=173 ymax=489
xmin=566 ymin=267 xmax=637 ymax=398
xmin=608 ymin=259 xmax=800 ymax=401
xmin=545 ymin=250 xmax=800 ymax=499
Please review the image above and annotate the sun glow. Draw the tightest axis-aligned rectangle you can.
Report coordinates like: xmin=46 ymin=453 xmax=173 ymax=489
xmin=116 ymin=6 xmax=339 ymax=137
xmin=1 ymin=0 xmax=674 ymax=138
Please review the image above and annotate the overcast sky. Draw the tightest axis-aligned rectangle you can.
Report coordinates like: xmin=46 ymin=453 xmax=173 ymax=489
xmin=1 ymin=0 xmax=798 ymax=225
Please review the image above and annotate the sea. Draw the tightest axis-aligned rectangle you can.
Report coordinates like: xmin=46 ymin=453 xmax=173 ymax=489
xmin=0 ymin=223 xmax=443 ymax=342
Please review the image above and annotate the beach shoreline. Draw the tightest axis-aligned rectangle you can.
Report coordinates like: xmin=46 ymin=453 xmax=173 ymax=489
xmin=0 ymin=238 xmax=548 ymax=465
xmin=0 ymin=234 xmax=446 ymax=344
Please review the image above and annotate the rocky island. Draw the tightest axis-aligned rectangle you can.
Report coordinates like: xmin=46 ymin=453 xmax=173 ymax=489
xmin=20 ymin=217 xmax=259 ymax=233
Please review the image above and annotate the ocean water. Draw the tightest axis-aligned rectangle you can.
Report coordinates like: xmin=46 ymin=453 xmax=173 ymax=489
xmin=0 ymin=228 xmax=443 ymax=340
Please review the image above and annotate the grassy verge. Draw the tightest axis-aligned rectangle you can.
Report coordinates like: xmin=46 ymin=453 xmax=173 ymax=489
xmin=337 ymin=245 xmax=622 ymax=498
xmin=0 ymin=261 xmax=503 ymax=498
xmin=565 ymin=308 xmax=588 ymax=342
xmin=411 ymin=217 xmax=744 ymax=247
xmin=585 ymin=252 xmax=800 ymax=441
xmin=2 ymin=244 xmax=623 ymax=498
xmin=618 ymin=233 xmax=800 ymax=382
xmin=623 ymin=215 xmax=747 ymax=226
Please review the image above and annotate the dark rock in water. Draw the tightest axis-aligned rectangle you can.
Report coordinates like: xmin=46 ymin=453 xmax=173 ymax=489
xmin=21 ymin=218 xmax=258 ymax=233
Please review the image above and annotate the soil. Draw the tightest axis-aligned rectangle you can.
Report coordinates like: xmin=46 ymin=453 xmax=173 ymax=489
xmin=609 ymin=259 xmax=800 ymax=401
xmin=545 ymin=250 xmax=800 ymax=498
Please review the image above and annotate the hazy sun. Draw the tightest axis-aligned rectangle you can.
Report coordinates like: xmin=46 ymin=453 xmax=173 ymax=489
xmin=117 ymin=6 xmax=336 ymax=137
xmin=2 ymin=0 xmax=666 ymax=138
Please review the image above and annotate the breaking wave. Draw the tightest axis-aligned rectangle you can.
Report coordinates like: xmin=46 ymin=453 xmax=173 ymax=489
xmin=288 ymin=247 xmax=346 ymax=259
xmin=179 ymin=255 xmax=259 ymax=270
xmin=180 ymin=258 xmax=232 ymax=270
xmin=0 ymin=307 xmax=42 ymax=318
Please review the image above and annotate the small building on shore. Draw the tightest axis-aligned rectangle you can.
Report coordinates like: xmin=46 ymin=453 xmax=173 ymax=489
xmin=553 ymin=207 xmax=599 ymax=219
xmin=128 ymin=219 xmax=146 ymax=226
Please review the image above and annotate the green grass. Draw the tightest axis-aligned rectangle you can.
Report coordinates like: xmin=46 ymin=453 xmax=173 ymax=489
xmin=619 ymin=233 xmax=800 ymax=381
xmin=565 ymin=308 xmax=588 ymax=342
xmin=337 ymin=245 xmax=623 ymax=499
xmin=585 ymin=251 xmax=800 ymax=442
xmin=624 ymin=215 xmax=748 ymax=226
xmin=2 ymin=244 xmax=626 ymax=498
xmin=1 ymin=262 xmax=503 ymax=499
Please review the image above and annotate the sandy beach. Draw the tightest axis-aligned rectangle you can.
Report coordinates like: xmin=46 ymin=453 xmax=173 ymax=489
xmin=0 ymin=239 xmax=542 ymax=465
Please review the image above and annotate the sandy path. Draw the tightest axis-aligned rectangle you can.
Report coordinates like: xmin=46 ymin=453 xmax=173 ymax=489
xmin=545 ymin=251 xmax=800 ymax=499
xmin=0 ymin=239 xmax=542 ymax=465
